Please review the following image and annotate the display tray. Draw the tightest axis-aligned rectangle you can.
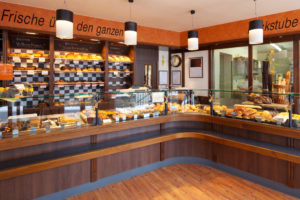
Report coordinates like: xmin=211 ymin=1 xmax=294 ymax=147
xmin=54 ymin=70 xmax=104 ymax=73
xmin=54 ymin=82 xmax=104 ymax=86
xmin=55 ymin=58 xmax=104 ymax=62
xmin=108 ymin=61 xmax=133 ymax=64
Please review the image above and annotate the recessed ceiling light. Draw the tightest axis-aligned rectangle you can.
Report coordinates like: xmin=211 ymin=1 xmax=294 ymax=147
xmin=90 ymin=38 xmax=100 ymax=42
xmin=25 ymin=32 xmax=38 ymax=35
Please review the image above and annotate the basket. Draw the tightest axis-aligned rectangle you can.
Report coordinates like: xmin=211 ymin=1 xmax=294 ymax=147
xmin=273 ymin=84 xmax=290 ymax=104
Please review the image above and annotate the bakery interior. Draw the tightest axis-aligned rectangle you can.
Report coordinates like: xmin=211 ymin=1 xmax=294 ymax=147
xmin=0 ymin=0 xmax=300 ymax=200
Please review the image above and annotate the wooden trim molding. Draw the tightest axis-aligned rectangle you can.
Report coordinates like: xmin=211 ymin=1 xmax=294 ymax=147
xmin=0 ymin=114 xmax=299 ymax=152
xmin=0 ymin=131 xmax=299 ymax=181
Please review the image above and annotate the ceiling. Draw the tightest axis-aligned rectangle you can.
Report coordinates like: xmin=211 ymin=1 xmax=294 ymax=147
xmin=2 ymin=0 xmax=300 ymax=32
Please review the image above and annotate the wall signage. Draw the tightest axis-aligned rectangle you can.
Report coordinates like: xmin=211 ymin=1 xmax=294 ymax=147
xmin=54 ymin=40 xmax=103 ymax=53
xmin=263 ymin=17 xmax=298 ymax=31
xmin=10 ymin=36 xmax=49 ymax=50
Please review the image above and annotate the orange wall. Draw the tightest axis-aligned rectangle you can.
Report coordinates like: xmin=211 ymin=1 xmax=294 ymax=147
xmin=0 ymin=1 xmax=181 ymax=47
xmin=1 ymin=1 xmax=300 ymax=47
xmin=181 ymin=9 xmax=300 ymax=46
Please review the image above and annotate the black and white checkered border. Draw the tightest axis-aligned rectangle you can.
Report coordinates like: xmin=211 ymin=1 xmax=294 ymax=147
xmin=10 ymin=48 xmax=50 ymax=108
xmin=54 ymin=72 xmax=104 ymax=82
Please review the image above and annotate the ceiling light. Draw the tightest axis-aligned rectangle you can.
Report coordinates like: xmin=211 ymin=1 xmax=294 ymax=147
xmin=25 ymin=32 xmax=38 ymax=35
xmin=124 ymin=0 xmax=137 ymax=45
xmin=56 ymin=0 xmax=73 ymax=39
xmin=249 ymin=0 xmax=263 ymax=44
xmin=188 ymin=10 xmax=198 ymax=51
xmin=90 ymin=38 xmax=100 ymax=42
xmin=270 ymin=43 xmax=282 ymax=51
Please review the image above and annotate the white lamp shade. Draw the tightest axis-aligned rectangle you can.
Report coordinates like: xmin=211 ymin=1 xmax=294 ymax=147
xmin=188 ymin=37 xmax=199 ymax=51
xmin=124 ymin=30 xmax=137 ymax=45
xmin=249 ymin=28 xmax=263 ymax=44
xmin=56 ymin=20 xmax=73 ymax=39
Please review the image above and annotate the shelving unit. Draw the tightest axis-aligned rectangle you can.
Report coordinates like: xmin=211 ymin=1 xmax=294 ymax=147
xmin=0 ymin=32 xmax=136 ymax=109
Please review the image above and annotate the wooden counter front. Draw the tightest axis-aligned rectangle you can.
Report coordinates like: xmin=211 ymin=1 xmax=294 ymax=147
xmin=0 ymin=113 xmax=299 ymax=200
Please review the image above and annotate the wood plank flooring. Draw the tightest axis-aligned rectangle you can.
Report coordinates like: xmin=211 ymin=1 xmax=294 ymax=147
xmin=68 ymin=164 xmax=298 ymax=200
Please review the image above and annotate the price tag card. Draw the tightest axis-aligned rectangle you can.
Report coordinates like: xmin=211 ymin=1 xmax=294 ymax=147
xmin=122 ymin=115 xmax=126 ymax=121
xmin=73 ymin=60 xmax=79 ymax=64
xmin=64 ymin=106 xmax=80 ymax=114
xmin=75 ymin=84 xmax=80 ymax=88
xmin=46 ymin=126 xmax=51 ymax=133
xmin=40 ymin=85 xmax=47 ymax=89
xmin=39 ymin=57 xmax=46 ymax=62
xmin=30 ymin=127 xmax=37 ymax=135
xmin=77 ymin=72 xmax=83 ymax=76
xmin=154 ymin=112 xmax=159 ymax=117
xmin=12 ymin=57 xmax=21 ymax=62
xmin=27 ymin=59 xmax=33 ymax=63
xmin=115 ymin=116 xmax=120 ymax=123
xmin=152 ymin=92 xmax=165 ymax=103
xmin=93 ymin=61 xmax=99 ymax=65
xmin=42 ymin=71 xmax=48 ymax=75
xmin=14 ymin=49 xmax=21 ymax=53
xmin=14 ymin=84 xmax=25 ymax=90
xmin=134 ymin=114 xmax=138 ymax=120
xmin=76 ymin=121 xmax=81 ymax=128
xmin=21 ymin=63 xmax=27 ymax=68
xmin=55 ymin=59 xmax=62 ymax=64
xmin=143 ymin=113 xmax=150 ymax=119
xmin=27 ymin=70 xmax=35 ymax=75
xmin=27 ymin=50 xmax=33 ymax=54
xmin=103 ymin=119 xmax=112 ymax=124
xmin=30 ymin=55 xmax=34 ymax=59
xmin=14 ymin=71 xmax=22 ymax=75
xmin=12 ymin=129 xmax=19 ymax=135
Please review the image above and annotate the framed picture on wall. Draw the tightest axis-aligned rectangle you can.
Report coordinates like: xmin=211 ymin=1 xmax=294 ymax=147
xmin=172 ymin=70 xmax=181 ymax=85
xmin=189 ymin=57 xmax=203 ymax=78
xmin=159 ymin=70 xmax=168 ymax=86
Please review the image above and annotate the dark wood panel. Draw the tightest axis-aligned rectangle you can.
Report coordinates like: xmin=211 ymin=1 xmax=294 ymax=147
xmin=294 ymin=163 xmax=300 ymax=188
xmin=213 ymin=143 xmax=289 ymax=185
xmin=0 ymin=136 xmax=90 ymax=162
xmin=0 ymin=161 xmax=90 ymax=200
xmin=97 ymin=144 xmax=160 ymax=179
xmin=164 ymin=138 xmax=212 ymax=159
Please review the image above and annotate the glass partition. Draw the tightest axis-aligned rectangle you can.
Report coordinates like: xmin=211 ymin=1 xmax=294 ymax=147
xmin=213 ymin=46 xmax=249 ymax=106
xmin=0 ymin=89 xmax=298 ymax=140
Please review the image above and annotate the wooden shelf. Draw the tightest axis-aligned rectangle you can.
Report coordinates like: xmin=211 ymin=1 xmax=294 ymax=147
xmin=55 ymin=58 xmax=104 ymax=62
xmin=54 ymin=82 xmax=105 ymax=86
xmin=54 ymin=71 xmax=104 ymax=74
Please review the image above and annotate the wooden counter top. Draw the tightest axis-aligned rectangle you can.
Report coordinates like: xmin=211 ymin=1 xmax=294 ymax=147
xmin=0 ymin=113 xmax=299 ymax=152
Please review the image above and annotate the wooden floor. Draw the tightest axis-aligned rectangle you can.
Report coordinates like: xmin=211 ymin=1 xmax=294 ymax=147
xmin=68 ymin=164 xmax=298 ymax=200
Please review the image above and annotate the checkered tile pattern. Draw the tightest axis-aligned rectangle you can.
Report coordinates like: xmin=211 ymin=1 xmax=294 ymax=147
xmin=108 ymin=62 xmax=133 ymax=92
xmin=10 ymin=49 xmax=50 ymax=108
xmin=54 ymin=51 xmax=105 ymax=103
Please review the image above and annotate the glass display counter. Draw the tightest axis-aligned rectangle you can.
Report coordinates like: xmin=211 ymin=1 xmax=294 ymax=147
xmin=0 ymin=88 xmax=299 ymax=139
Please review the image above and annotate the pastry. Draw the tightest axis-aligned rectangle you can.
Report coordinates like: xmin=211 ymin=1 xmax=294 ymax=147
xmin=76 ymin=67 xmax=81 ymax=71
xmin=9 ymin=53 xmax=17 ymax=57
xmin=29 ymin=119 xmax=40 ymax=128
xmin=81 ymin=55 xmax=89 ymax=60
xmin=42 ymin=54 xmax=49 ymax=58
xmin=27 ymin=66 xmax=36 ymax=70
xmin=66 ymin=53 xmax=74 ymax=59
xmin=70 ymin=68 xmax=76 ymax=72
xmin=96 ymin=55 xmax=103 ymax=60
xmin=95 ymin=68 xmax=102 ymax=72
xmin=74 ymin=54 xmax=81 ymax=59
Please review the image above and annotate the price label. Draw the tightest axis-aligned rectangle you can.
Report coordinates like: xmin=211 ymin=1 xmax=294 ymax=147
xmin=77 ymin=72 xmax=83 ymax=76
xmin=40 ymin=85 xmax=47 ymax=89
xmin=14 ymin=84 xmax=25 ymax=90
xmin=27 ymin=59 xmax=33 ymax=63
xmin=152 ymin=92 xmax=165 ymax=103
xmin=14 ymin=49 xmax=21 ymax=53
xmin=115 ymin=116 xmax=120 ymax=123
xmin=103 ymin=119 xmax=112 ymax=124
xmin=21 ymin=63 xmax=27 ymax=68
xmin=76 ymin=121 xmax=81 ymax=128
xmin=154 ymin=112 xmax=159 ymax=117
xmin=27 ymin=70 xmax=35 ymax=75
xmin=61 ymin=124 xmax=65 ymax=130
xmin=46 ymin=126 xmax=51 ymax=133
xmin=30 ymin=55 xmax=34 ymax=59
xmin=93 ymin=61 xmax=99 ymax=65
xmin=14 ymin=71 xmax=22 ymax=75
xmin=30 ymin=127 xmax=37 ymax=134
xmin=39 ymin=57 xmax=46 ymax=62
xmin=55 ymin=59 xmax=62 ymax=64
xmin=12 ymin=129 xmax=19 ymax=135
xmin=122 ymin=115 xmax=126 ymax=121
xmin=12 ymin=57 xmax=21 ymax=62
xmin=143 ymin=113 xmax=150 ymax=119
xmin=73 ymin=60 xmax=79 ymax=64
xmin=134 ymin=114 xmax=138 ymax=120
xmin=27 ymin=50 xmax=33 ymax=54
xmin=42 ymin=70 xmax=48 ymax=75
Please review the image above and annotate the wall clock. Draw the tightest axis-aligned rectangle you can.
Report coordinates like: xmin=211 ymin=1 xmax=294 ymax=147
xmin=171 ymin=55 xmax=182 ymax=67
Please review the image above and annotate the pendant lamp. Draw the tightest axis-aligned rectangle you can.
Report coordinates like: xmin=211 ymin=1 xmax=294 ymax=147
xmin=124 ymin=0 xmax=137 ymax=45
xmin=56 ymin=0 xmax=73 ymax=39
xmin=249 ymin=0 xmax=263 ymax=44
xmin=188 ymin=10 xmax=198 ymax=51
